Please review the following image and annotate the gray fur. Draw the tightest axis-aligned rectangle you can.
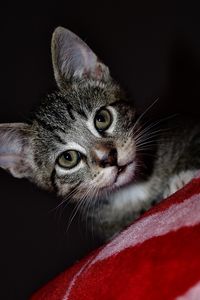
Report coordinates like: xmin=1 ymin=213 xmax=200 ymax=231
xmin=0 ymin=27 xmax=200 ymax=240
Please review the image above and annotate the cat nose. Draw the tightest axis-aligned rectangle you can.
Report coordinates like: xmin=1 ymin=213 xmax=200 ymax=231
xmin=100 ymin=148 xmax=117 ymax=168
xmin=92 ymin=144 xmax=118 ymax=168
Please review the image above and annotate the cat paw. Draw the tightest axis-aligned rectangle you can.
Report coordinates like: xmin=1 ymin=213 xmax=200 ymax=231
xmin=163 ymin=170 xmax=197 ymax=199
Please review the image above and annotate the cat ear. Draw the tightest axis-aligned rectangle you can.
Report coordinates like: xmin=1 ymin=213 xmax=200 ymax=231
xmin=0 ymin=123 xmax=34 ymax=179
xmin=51 ymin=26 xmax=110 ymax=90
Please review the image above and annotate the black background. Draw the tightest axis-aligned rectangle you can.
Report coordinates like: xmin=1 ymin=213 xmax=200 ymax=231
xmin=1 ymin=2 xmax=200 ymax=299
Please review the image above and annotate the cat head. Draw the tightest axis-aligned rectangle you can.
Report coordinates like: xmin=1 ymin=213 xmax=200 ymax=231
xmin=0 ymin=27 xmax=137 ymax=200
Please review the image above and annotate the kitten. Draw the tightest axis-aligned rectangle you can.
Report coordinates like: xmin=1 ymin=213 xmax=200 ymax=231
xmin=0 ymin=27 xmax=200 ymax=240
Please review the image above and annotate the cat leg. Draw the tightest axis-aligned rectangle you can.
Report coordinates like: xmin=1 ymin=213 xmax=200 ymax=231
xmin=93 ymin=181 xmax=157 ymax=240
xmin=163 ymin=169 xmax=198 ymax=199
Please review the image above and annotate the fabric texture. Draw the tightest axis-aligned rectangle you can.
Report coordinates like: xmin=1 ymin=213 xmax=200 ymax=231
xmin=31 ymin=173 xmax=200 ymax=300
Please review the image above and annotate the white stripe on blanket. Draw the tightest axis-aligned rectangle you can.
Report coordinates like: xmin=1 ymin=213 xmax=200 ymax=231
xmin=176 ymin=281 xmax=200 ymax=300
xmin=93 ymin=193 xmax=200 ymax=263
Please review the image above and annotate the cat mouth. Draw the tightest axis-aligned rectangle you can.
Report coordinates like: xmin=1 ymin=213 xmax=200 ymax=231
xmin=100 ymin=161 xmax=136 ymax=194
xmin=117 ymin=165 xmax=128 ymax=175
xmin=114 ymin=161 xmax=136 ymax=187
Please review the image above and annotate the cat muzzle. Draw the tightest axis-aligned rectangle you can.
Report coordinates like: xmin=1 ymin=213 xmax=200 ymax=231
xmin=92 ymin=144 xmax=118 ymax=168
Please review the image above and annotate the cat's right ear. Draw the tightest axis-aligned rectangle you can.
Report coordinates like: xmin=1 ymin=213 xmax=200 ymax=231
xmin=0 ymin=123 xmax=34 ymax=179
xmin=51 ymin=27 xmax=110 ymax=90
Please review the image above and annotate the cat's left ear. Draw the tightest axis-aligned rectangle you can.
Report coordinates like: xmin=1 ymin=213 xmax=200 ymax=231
xmin=0 ymin=123 xmax=34 ymax=179
xmin=51 ymin=27 xmax=110 ymax=90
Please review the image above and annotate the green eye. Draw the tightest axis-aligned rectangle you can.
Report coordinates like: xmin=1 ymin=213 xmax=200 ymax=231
xmin=57 ymin=150 xmax=81 ymax=169
xmin=94 ymin=108 xmax=112 ymax=132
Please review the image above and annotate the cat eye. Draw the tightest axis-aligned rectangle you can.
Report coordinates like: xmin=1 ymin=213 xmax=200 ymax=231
xmin=94 ymin=108 xmax=112 ymax=132
xmin=57 ymin=150 xmax=81 ymax=169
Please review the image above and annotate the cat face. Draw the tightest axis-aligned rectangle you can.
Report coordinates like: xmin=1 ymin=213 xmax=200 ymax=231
xmin=0 ymin=27 xmax=137 ymax=200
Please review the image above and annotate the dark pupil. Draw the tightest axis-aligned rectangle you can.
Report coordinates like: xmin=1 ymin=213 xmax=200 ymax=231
xmin=96 ymin=113 xmax=105 ymax=123
xmin=64 ymin=152 xmax=72 ymax=161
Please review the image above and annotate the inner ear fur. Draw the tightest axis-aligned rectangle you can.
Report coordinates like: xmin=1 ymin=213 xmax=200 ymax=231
xmin=0 ymin=123 xmax=34 ymax=178
xmin=51 ymin=26 xmax=110 ymax=90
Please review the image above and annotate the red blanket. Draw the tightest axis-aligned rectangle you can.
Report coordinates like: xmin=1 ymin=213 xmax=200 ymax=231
xmin=31 ymin=173 xmax=200 ymax=300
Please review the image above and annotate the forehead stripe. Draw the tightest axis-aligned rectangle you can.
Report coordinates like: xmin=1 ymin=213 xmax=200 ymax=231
xmin=34 ymin=116 xmax=66 ymax=144
xmin=35 ymin=115 xmax=65 ymax=132
xmin=67 ymin=104 xmax=75 ymax=120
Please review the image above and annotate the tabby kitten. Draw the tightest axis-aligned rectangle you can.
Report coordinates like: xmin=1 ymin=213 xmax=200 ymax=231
xmin=0 ymin=27 xmax=200 ymax=239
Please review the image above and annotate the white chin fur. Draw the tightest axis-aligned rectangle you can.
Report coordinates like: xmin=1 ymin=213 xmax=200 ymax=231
xmin=95 ymin=166 xmax=118 ymax=188
xmin=96 ymin=161 xmax=136 ymax=191
xmin=114 ymin=161 xmax=136 ymax=188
